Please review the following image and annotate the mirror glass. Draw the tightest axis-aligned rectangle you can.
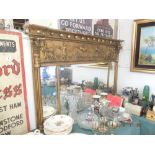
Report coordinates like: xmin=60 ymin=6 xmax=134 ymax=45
xmin=40 ymin=62 xmax=115 ymax=122
xmin=40 ymin=66 xmax=57 ymax=120
xmin=59 ymin=63 xmax=114 ymax=122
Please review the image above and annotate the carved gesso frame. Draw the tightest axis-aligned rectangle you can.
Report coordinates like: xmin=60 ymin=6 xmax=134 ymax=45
xmin=27 ymin=24 xmax=122 ymax=131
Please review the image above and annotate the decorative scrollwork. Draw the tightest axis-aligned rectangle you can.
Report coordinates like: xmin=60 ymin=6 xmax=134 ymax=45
xmin=34 ymin=54 xmax=40 ymax=68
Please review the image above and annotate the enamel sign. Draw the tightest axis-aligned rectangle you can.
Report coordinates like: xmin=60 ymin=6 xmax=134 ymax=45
xmin=0 ymin=30 xmax=30 ymax=135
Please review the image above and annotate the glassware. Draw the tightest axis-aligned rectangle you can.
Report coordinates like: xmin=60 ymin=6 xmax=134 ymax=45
xmin=93 ymin=77 xmax=99 ymax=90
xmin=105 ymin=107 xmax=121 ymax=134
xmin=60 ymin=92 xmax=69 ymax=115
xmin=107 ymin=117 xmax=121 ymax=135
xmin=100 ymin=92 xmax=108 ymax=99
xmin=143 ymin=85 xmax=150 ymax=101
xmin=77 ymin=108 xmax=99 ymax=130
xmin=92 ymin=116 xmax=111 ymax=135
xmin=93 ymin=95 xmax=100 ymax=102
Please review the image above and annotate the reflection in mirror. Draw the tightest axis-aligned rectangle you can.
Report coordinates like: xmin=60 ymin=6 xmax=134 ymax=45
xmin=58 ymin=63 xmax=114 ymax=123
xmin=40 ymin=63 xmax=115 ymax=123
xmin=40 ymin=66 xmax=57 ymax=120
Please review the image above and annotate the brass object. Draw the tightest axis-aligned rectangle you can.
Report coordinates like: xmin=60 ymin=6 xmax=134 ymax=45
xmin=146 ymin=110 xmax=155 ymax=121
xmin=56 ymin=66 xmax=61 ymax=113
xmin=27 ymin=24 xmax=122 ymax=130
xmin=78 ymin=62 xmax=110 ymax=69
xmin=107 ymin=62 xmax=111 ymax=88
xmin=131 ymin=19 xmax=155 ymax=73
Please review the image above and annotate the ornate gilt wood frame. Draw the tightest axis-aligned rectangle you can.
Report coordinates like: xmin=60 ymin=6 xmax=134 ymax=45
xmin=27 ymin=24 xmax=122 ymax=131
xmin=131 ymin=19 xmax=155 ymax=73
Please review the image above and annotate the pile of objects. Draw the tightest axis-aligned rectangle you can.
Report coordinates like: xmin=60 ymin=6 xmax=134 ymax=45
xmin=44 ymin=115 xmax=74 ymax=135
xmin=77 ymin=92 xmax=132 ymax=134
xmin=122 ymin=85 xmax=155 ymax=121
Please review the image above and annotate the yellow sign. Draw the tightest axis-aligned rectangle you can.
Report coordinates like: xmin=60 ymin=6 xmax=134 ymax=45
xmin=0 ymin=30 xmax=30 ymax=135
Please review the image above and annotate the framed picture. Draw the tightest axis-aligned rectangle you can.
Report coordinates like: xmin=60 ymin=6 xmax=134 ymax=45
xmin=131 ymin=19 xmax=155 ymax=73
xmin=93 ymin=19 xmax=118 ymax=39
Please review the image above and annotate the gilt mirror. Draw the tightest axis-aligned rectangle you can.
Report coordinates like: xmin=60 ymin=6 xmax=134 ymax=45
xmin=27 ymin=24 xmax=122 ymax=131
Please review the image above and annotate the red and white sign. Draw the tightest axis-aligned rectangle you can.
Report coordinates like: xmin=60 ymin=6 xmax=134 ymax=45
xmin=0 ymin=30 xmax=30 ymax=135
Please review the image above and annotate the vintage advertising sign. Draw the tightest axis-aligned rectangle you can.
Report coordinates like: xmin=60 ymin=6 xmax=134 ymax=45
xmin=0 ymin=30 xmax=30 ymax=135
xmin=94 ymin=19 xmax=114 ymax=38
xmin=59 ymin=19 xmax=92 ymax=35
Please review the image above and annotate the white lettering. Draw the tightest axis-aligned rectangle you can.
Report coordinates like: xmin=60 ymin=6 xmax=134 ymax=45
xmin=61 ymin=20 xmax=69 ymax=27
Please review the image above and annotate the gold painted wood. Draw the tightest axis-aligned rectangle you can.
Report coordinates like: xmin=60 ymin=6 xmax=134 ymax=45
xmin=113 ymin=61 xmax=118 ymax=94
xmin=146 ymin=110 xmax=155 ymax=121
xmin=27 ymin=24 xmax=122 ymax=65
xmin=107 ymin=62 xmax=111 ymax=88
xmin=56 ymin=66 xmax=61 ymax=113
xmin=27 ymin=24 xmax=123 ymax=130
xmin=30 ymin=39 xmax=44 ymax=132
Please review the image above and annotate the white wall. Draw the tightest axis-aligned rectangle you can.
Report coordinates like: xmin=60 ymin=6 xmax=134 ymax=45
xmin=22 ymin=33 xmax=36 ymax=130
xmin=29 ymin=19 xmax=58 ymax=29
xmin=117 ymin=19 xmax=155 ymax=97
xmin=72 ymin=65 xmax=114 ymax=87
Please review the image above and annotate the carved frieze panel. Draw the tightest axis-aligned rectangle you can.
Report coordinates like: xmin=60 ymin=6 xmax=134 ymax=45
xmin=27 ymin=24 xmax=122 ymax=64
xmin=38 ymin=40 xmax=117 ymax=63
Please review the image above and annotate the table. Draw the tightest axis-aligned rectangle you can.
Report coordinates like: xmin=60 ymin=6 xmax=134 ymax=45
xmin=72 ymin=115 xmax=155 ymax=135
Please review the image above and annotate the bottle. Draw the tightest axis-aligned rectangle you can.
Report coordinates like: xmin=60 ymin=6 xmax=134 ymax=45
xmin=143 ymin=85 xmax=150 ymax=101
xmin=93 ymin=77 xmax=99 ymax=90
